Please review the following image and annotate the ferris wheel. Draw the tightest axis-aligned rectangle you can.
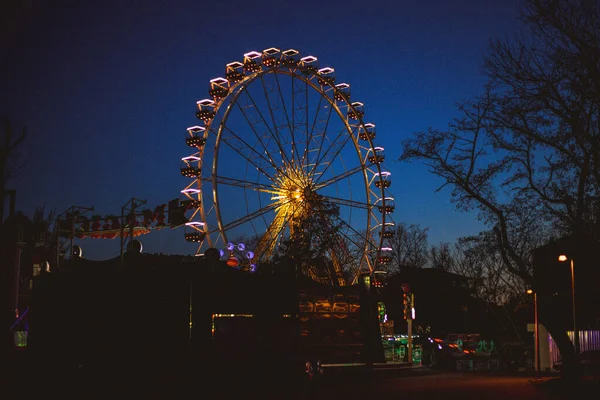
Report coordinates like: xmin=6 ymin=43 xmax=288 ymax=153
xmin=180 ymin=47 xmax=396 ymax=285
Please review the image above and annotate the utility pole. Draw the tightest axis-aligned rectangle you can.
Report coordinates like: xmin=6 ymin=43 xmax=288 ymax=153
xmin=402 ymin=283 xmax=414 ymax=364
xmin=534 ymin=291 xmax=540 ymax=378
xmin=120 ymin=197 xmax=146 ymax=265
xmin=407 ymin=293 xmax=414 ymax=364
xmin=55 ymin=205 xmax=93 ymax=271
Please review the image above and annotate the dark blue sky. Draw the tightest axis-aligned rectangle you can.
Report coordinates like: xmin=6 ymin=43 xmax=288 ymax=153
xmin=2 ymin=0 xmax=524 ymax=260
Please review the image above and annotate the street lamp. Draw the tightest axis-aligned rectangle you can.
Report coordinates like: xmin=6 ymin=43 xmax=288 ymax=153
xmin=558 ymin=254 xmax=580 ymax=356
xmin=527 ymin=288 xmax=540 ymax=378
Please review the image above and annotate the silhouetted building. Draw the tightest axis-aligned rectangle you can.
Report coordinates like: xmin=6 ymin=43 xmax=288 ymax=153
xmin=26 ymin=252 xmax=381 ymax=384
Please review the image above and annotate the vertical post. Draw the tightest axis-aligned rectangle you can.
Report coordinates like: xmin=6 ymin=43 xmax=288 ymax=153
xmin=120 ymin=197 xmax=147 ymax=265
xmin=70 ymin=208 xmax=75 ymax=256
xmin=55 ymin=205 xmax=94 ymax=270
xmin=120 ymin=204 xmax=126 ymax=265
xmin=570 ymin=259 xmax=579 ymax=356
xmin=129 ymin=198 xmax=135 ymax=247
xmin=407 ymin=317 xmax=413 ymax=364
xmin=534 ymin=292 xmax=540 ymax=378
xmin=55 ymin=215 xmax=61 ymax=271
xmin=361 ymin=271 xmax=373 ymax=371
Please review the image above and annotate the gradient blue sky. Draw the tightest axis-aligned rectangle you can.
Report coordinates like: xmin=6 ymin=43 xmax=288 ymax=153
xmin=2 ymin=0 xmax=524 ymax=260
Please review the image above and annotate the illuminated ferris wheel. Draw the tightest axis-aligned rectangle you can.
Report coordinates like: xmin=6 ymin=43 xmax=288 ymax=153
xmin=180 ymin=47 xmax=396 ymax=285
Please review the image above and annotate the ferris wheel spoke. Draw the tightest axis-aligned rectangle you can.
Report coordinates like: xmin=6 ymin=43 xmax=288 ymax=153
xmin=243 ymin=77 xmax=294 ymax=168
xmin=220 ymin=124 xmax=278 ymax=180
xmin=231 ymin=91 xmax=291 ymax=178
xmin=300 ymin=86 xmax=324 ymax=168
xmin=309 ymin=101 xmax=337 ymax=178
xmin=305 ymin=96 xmax=335 ymax=177
xmin=328 ymin=230 xmax=364 ymax=284
xmin=300 ymin=78 xmax=314 ymax=168
xmin=313 ymin=164 xmax=366 ymax=191
xmin=310 ymin=124 xmax=356 ymax=185
xmin=270 ymin=73 xmax=296 ymax=160
xmin=333 ymin=214 xmax=378 ymax=250
xmin=290 ymin=73 xmax=300 ymax=165
xmin=255 ymin=210 xmax=292 ymax=261
xmin=319 ymin=194 xmax=371 ymax=210
xmin=207 ymin=175 xmax=273 ymax=193
xmin=212 ymin=201 xmax=282 ymax=235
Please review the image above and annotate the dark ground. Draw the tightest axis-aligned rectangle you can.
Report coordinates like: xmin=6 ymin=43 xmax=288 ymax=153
xmin=2 ymin=349 xmax=599 ymax=400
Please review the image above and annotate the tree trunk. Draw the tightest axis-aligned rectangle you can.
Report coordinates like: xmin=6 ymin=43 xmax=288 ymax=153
xmin=539 ymin=309 xmax=577 ymax=376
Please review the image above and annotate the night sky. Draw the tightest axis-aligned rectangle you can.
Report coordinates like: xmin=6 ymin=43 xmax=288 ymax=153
xmin=2 ymin=0 xmax=523 ymax=260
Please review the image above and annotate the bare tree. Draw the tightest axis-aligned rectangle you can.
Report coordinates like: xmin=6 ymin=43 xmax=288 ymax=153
xmin=387 ymin=222 xmax=429 ymax=273
xmin=399 ymin=0 xmax=600 ymax=366
xmin=452 ymin=232 xmax=528 ymax=306
xmin=430 ymin=242 xmax=454 ymax=271
xmin=1 ymin=119 xmax=26 ymax=224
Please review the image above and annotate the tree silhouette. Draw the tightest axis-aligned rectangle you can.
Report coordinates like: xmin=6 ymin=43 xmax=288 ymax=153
xmin=276 ymin=194 xmax=345 ymax=285
xmin=1 ymin=119 xmax=26 ymax=224
xmin=400 ymin=0 xmax=600 ymax=367
xmin=386 ymin=222 xmax=429 ymax=273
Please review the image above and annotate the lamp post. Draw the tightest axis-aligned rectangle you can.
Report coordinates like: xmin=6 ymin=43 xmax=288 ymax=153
xmin=527 ymin=289 xmax=540 ymax=378
xmin=558 ymin=255 xmax=580 ymax=356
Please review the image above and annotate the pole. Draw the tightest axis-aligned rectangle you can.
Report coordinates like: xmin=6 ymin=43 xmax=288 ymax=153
xmin=120 ymin=204 xmax=126 ymax=265
xmin=55 ymin=213 xmax=61 ymax=271
xmin=362 ymin=272 xmax=373 ymax=371
xmin=534 ymin=292 xmax=540 ymax=378
xmin=120 ymin=197 xmax=147 ymax=265
xmin=55 ymin=205 xmax=93 ymax=271
xmin=407 ymin=317 xmax=413 ymax=364
xmin=367 ymin=272 xmax=373 ymax=372
xmin=570 ymin=259 xmax=579 ymax=356
xmin=129 ymin=198 xmax=135 ymax=247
